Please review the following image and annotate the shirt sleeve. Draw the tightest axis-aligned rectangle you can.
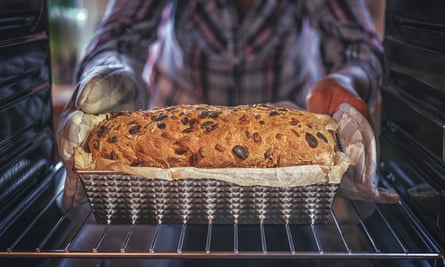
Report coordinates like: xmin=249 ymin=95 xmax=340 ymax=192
xmin=305 ymin=0 xmax=384 ymax=103
xmin=74 ymin=0 xmax=167 ymax=91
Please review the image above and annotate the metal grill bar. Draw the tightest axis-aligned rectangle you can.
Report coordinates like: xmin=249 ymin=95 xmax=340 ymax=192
xmin=284 ymin=224 xmax=295 ymax=254
xmin=330 ymin=209 xmax=350 ymax=253
xmin=177 ymin=224 xmax=186 ymax=253
xmin=259 ymin=223 xmax=267 ymax=253
xmin=120 ymin=224 xmax=135 ymax=252
xmin=205 ymin=223 xmax=212 ymax=253
xmin=351 ymin=201 xmax=380 ymax=252
xmin=65 ymin=212 xmax=93 ymax=252
xmin=7 ymin=189 xmax=62 ymax=251
xmin=310 ymin=224 xmax=322 ymax=253
xmin=148 ymin=224 xmax=160 ymax=253
xmin=379 ymin=174 xmax=441 ymax=253
xmin=93 ymin=225 xmax=109 ymax=252
xmin=397 ymin=201 xmax=440 ymax=252
xmin=374 ymin=204 xmax=407 ymax=253
xmin=37 ymin=206 xmax=73 ymax=251
xmin=2 ymin=251 xmax=442 ymax=259
xmin=233 ymin=223 xmax=239 ymax=253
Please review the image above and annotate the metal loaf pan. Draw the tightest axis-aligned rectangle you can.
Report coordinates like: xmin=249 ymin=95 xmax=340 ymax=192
xmin=77 ymin=171 xmax=339 ymax=225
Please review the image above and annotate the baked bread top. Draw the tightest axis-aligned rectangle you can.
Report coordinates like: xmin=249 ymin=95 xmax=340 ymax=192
xmin=86 ymin=104 xmax=338 ymax=168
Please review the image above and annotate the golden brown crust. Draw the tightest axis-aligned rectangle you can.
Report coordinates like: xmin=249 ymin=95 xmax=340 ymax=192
xmin=86 ymin=104 xmax=338 ymax=168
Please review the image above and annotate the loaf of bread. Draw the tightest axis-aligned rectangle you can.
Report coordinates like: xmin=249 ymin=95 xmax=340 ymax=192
xmin=86 ymin=104 xmax=339 ymax=168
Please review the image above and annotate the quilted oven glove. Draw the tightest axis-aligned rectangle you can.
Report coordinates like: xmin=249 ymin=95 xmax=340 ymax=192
xmin=332 ymin=103 xmax=399 ymax=203
xmin=56 ymin=64 xmax=149 ymax=210
xmin=307 ymin=77 xmax=399 ymax=203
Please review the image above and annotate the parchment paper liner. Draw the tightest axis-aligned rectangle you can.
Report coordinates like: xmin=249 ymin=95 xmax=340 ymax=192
xmin=74 ymin=147 xmax=351 ymax=187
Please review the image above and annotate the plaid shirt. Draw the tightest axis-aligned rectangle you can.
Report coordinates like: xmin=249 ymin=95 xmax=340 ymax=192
xmin=76 ymin=0 xmax=383 ymax=109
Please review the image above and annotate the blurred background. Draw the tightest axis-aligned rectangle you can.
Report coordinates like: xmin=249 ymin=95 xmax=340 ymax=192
xmin=48 ymin=0 xmax=385 ymax=125
xmin=48 ymin=0 xmax=108 ymax=127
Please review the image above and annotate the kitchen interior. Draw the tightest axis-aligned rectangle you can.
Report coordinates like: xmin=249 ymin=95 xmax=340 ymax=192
xmin=49 ymin=0 xmax=386 ymax=124
xmin=49 ymin=0 xmax=108 ymax=131
xmin=0 ymin=0 xmax=444 ymax=267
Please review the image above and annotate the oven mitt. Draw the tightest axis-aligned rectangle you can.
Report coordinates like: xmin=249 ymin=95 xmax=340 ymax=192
xmin=56 ymin=65 xmax=149 ymax=210
xmin=333 ymin=103 xmax=400 ymax=203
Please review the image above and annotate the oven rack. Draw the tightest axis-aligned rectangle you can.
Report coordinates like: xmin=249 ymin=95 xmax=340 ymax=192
xmin=0 ymin=165 xmax=444 ymax=266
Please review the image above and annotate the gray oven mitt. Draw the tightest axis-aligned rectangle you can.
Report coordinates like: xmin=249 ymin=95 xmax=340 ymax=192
xmin=333 ymin=103 xmax=399 ymax=203
xmin=56 ymin=64 xmax=149 ymax=211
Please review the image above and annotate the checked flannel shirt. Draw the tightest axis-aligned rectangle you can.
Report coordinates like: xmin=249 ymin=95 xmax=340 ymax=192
xmin=75 ymin=0 xmax=383 ymax=109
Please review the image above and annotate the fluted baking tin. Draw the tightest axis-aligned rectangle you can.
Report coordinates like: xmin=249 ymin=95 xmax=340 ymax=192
xmin=77 ymin=171 xmax=339 ymax=224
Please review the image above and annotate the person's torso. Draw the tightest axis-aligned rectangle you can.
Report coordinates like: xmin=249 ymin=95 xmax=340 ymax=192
xmin=145 ymin=0 xmax=324 ymax=108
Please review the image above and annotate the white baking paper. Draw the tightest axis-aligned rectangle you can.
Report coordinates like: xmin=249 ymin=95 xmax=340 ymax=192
xmin=74 ymin=147 xmax=351 ymax=187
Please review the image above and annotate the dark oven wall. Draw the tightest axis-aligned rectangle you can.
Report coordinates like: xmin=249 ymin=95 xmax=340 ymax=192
xmin=380 ymin=0 xmax=445 ymax=241
xmin=0 ymin=0 xmax=56 ymax=221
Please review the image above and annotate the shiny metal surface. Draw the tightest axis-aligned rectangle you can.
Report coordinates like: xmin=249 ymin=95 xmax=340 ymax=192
xmin=0 ymin=0 xmax=54 ymax=222
xmin=77 ymin=171 xmax=338 ymax=225
xmin=0 ymin=167 xmax=443 ymax=267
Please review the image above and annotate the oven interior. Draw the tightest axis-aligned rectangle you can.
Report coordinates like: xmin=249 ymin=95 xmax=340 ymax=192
xmin=0 ymin=0 xmax=444 ymax=266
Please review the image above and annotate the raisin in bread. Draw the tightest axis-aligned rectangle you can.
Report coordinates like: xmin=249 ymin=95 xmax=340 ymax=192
xmin=86 ymin=104 xmax=339 ymax=168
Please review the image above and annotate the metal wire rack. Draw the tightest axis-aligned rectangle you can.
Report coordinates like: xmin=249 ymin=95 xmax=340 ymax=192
xmin=0 ymin=165 xmax=443 ymax=266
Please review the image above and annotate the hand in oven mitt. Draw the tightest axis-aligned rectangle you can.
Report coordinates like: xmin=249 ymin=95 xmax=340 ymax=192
xmin=333 ymin=103 xmax=399 ymax=203
xmin=56 ymin=65 xmax=149 ymax=210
